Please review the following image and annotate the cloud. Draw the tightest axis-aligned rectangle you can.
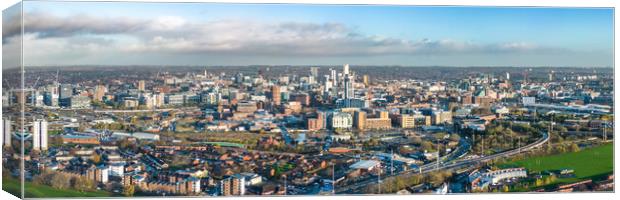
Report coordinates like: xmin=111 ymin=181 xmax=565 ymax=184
xmin=120 ymin=19 xmax=563 ymax=56
xmin=3 ymin=11 xmax=147 ymax=39
xmin=2 ymin=10 xmax=570 ymax=65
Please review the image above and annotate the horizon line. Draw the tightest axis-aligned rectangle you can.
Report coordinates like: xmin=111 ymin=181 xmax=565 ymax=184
xmin=6 ymin=65 xmax=614 ymax=69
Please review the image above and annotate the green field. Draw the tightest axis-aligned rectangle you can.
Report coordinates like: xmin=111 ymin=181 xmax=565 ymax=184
xmin=2 ymin=176 xmax=111 ymax=198
xmin=203 ymin=141 xmax=245 ymax=148
xmin=499 ymin=143 xmax=614 ymax=185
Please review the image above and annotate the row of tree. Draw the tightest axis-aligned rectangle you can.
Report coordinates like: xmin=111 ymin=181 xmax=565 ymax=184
xmin=362 ymin=170 xmax=453 ymax=194
xmin=33 ymin=170 xmax=96 ymax=192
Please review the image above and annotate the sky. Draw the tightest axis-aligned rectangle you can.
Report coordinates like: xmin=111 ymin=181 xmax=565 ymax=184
xmin=1 ymin=1 xmax=614 ymax=67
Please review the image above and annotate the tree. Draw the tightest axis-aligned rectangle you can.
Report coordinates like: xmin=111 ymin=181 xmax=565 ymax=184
xmin=569 ymin=143 xmax=580 ymax=152
xmin=428 ymin=172 xmax=446 ymax=185
xmin=543 ymin=175 xmax=556 ymax=185
xmin=50 ymin=173 xmax=71 ymax=189
xmin=118 ymin=138 xmax=137 ymax=150
xmin=92 ymin=153 xmax=102 ymax=164
xmin=421 ymin=141 xmax=434 ymax=152
xmin=123 ymin=185 xmax=135 ymax=197
xmin=556 ymin=126 xmax=568 ymax=134
xmin=449 ymin=134 xmax=461 ymax=142
xmin=472 ymin=107 xmax=492 ymax=115
xmin=545 ymin=145 xmax=553 ymax=154
xmin=395 ymin=177 xmax=406 ymax=190
xmin=534 ymin=178 xmax=543 ymax=187
xmin=73 ymin=176 xmax=96 ymax=192
xmin=434 ymin=132 xmax=447 ymax=141
xmin=34 ymin=170 xmax=54 ymax=185
xmin=410 ymin=136 xmax=422 ymax=145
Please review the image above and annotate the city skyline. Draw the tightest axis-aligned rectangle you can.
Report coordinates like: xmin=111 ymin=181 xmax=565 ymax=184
xmin=2 ymin=63 xmax=614 ymax=197
xmin=1 ymin=2 xmax=614 ymax=68
xmin=1 ymin=1 xmax=616 ymax=198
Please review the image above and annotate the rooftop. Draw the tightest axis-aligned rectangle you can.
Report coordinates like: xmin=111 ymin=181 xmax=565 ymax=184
xmin=349 ymin=160 xmax=380 ymax=170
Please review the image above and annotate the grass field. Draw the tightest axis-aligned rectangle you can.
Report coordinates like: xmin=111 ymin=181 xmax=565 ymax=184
xmin=499 ymin=143 xmax=613 ymax=185
xmin=203 ymin=141 xmax=245 ymax=148
xmin=2 ymin=176 xmax=111 ymax=198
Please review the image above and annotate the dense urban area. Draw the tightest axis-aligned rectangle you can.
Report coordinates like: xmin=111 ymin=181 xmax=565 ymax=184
xmin=1 ymin=65 xmax=614 ymax=197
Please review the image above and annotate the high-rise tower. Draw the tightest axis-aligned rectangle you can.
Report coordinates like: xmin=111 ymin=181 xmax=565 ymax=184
xmin=3 ymin=118 xmax=11 ymax=147
xmin=32 ymin=119 xmax=48 ymax=151
xmin=271 ymin=85 xmax=281 ymax=106
xmin=342 ymin=64 xmax=354 ymax=100
xmin=138 ymin=80 xmax=146 ymax=91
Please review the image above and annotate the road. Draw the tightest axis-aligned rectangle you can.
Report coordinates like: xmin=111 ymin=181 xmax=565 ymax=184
xmin=419 ymin=132 xmax=549 ymax=172
xmin=93 ymin=108 xmax=194 ymax=113
xmin=335 ymin=136 xmax=472 ymax=193
xmin=336 ymin=132 xmax=549 ymax=194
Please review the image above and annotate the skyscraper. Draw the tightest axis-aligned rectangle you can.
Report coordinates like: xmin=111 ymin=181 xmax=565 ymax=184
xmin=271 ymin=85 xmax=281 ymax=106
xmin=354 ymin=110 xmax=366 ymax=130
xmin=549 ymin=70 xmax=554 ymax=81
xmin=342 ymin=64 xmax=354 ymax=100
xmin=94 ymin=85 xmax=107 ymax=102
xmin=311 ymin=67 xmax=319 ymax=78
xmin=59 ymin=84 xmax=73 ymax=107
xmin=330 ymin=68 xmax=337 ymax=87
xmin=324 ymin=75 xmax=332 ymax=92
xmin=3 ymin=118 xmax=11 ymax=147
xmin=59 ymin=84 xmax=72 ymax=99
xmin=138 ymin=80 xmax=146 ymax=91
xmin=343 ymin=77 xmax=353 ymax=99
xmin=363 ymin=75 xmax=369 ymax=87
xmin=32 ymin=119 xmax=48 ymax=151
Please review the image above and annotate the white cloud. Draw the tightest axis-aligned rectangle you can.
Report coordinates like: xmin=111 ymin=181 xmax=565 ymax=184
xmin=148 ymin=16 xmax=187 ymax=31
xmin=2 ymin=10 xmax=573 ymax=65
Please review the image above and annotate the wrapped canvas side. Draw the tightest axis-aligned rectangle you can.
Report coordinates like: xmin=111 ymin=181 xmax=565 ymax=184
xmin=2 ymin=1 xmax=24 ymax=199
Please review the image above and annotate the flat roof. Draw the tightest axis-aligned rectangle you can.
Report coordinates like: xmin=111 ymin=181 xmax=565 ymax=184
xmin=62 ymin=135 xmax=97 ymax=139
xmin=349 ymin=160 xmax=380 ymax=169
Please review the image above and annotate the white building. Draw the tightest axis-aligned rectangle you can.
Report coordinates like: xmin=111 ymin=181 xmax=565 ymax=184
xmin=141 ymin=94 xmax=154 ymax=109
xmin=69 ymin=96 xmax=91 ymax=109
xmin=2 ymin=91 xmax=10 ymax=107
xmin=467 ymin=168 xmax=527 ymax=189
xmin=32 ymin=91 xmax=45 ymax=107
xmin=108 ymin=163 xmax=125 ymax=177
xmin=32 ymin=119 xmax=48 ymax=151
xmin=153 ymin=93 xmax=165 ymax=108
xmin=492 ymin=106 xmax=510 ymax=115
xmin=342 ymin=64 xmax=354 ymax=100
xmin=166 ymin=94 xmax=185 ymax=105
xmin=239 ymin=172 xmax=263 ymax=186
xmin=112 ymin=132 xmax=160 ymax=141
xmin=3 ymin=118 xmax=11 ymax=147
xmin=98 ymin=166 xmax=109 ymax=184
xmin=329 ymin=112 xmax=353 ymax=129
xmin=478 ymin=168 xmax=527 ymax=188
xmin=349 ymin=160 xmax=381 ymax=172
xmin=522 ymin=97 xmax=536 ymax=105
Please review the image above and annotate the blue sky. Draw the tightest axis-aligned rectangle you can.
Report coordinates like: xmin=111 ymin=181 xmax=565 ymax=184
xmin=3 ymin=1 xmax=613 ymax=67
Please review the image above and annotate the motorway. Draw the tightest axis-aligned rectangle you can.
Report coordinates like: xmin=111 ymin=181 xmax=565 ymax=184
xmin=336 ymin=132 xmax=549 ymax=194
